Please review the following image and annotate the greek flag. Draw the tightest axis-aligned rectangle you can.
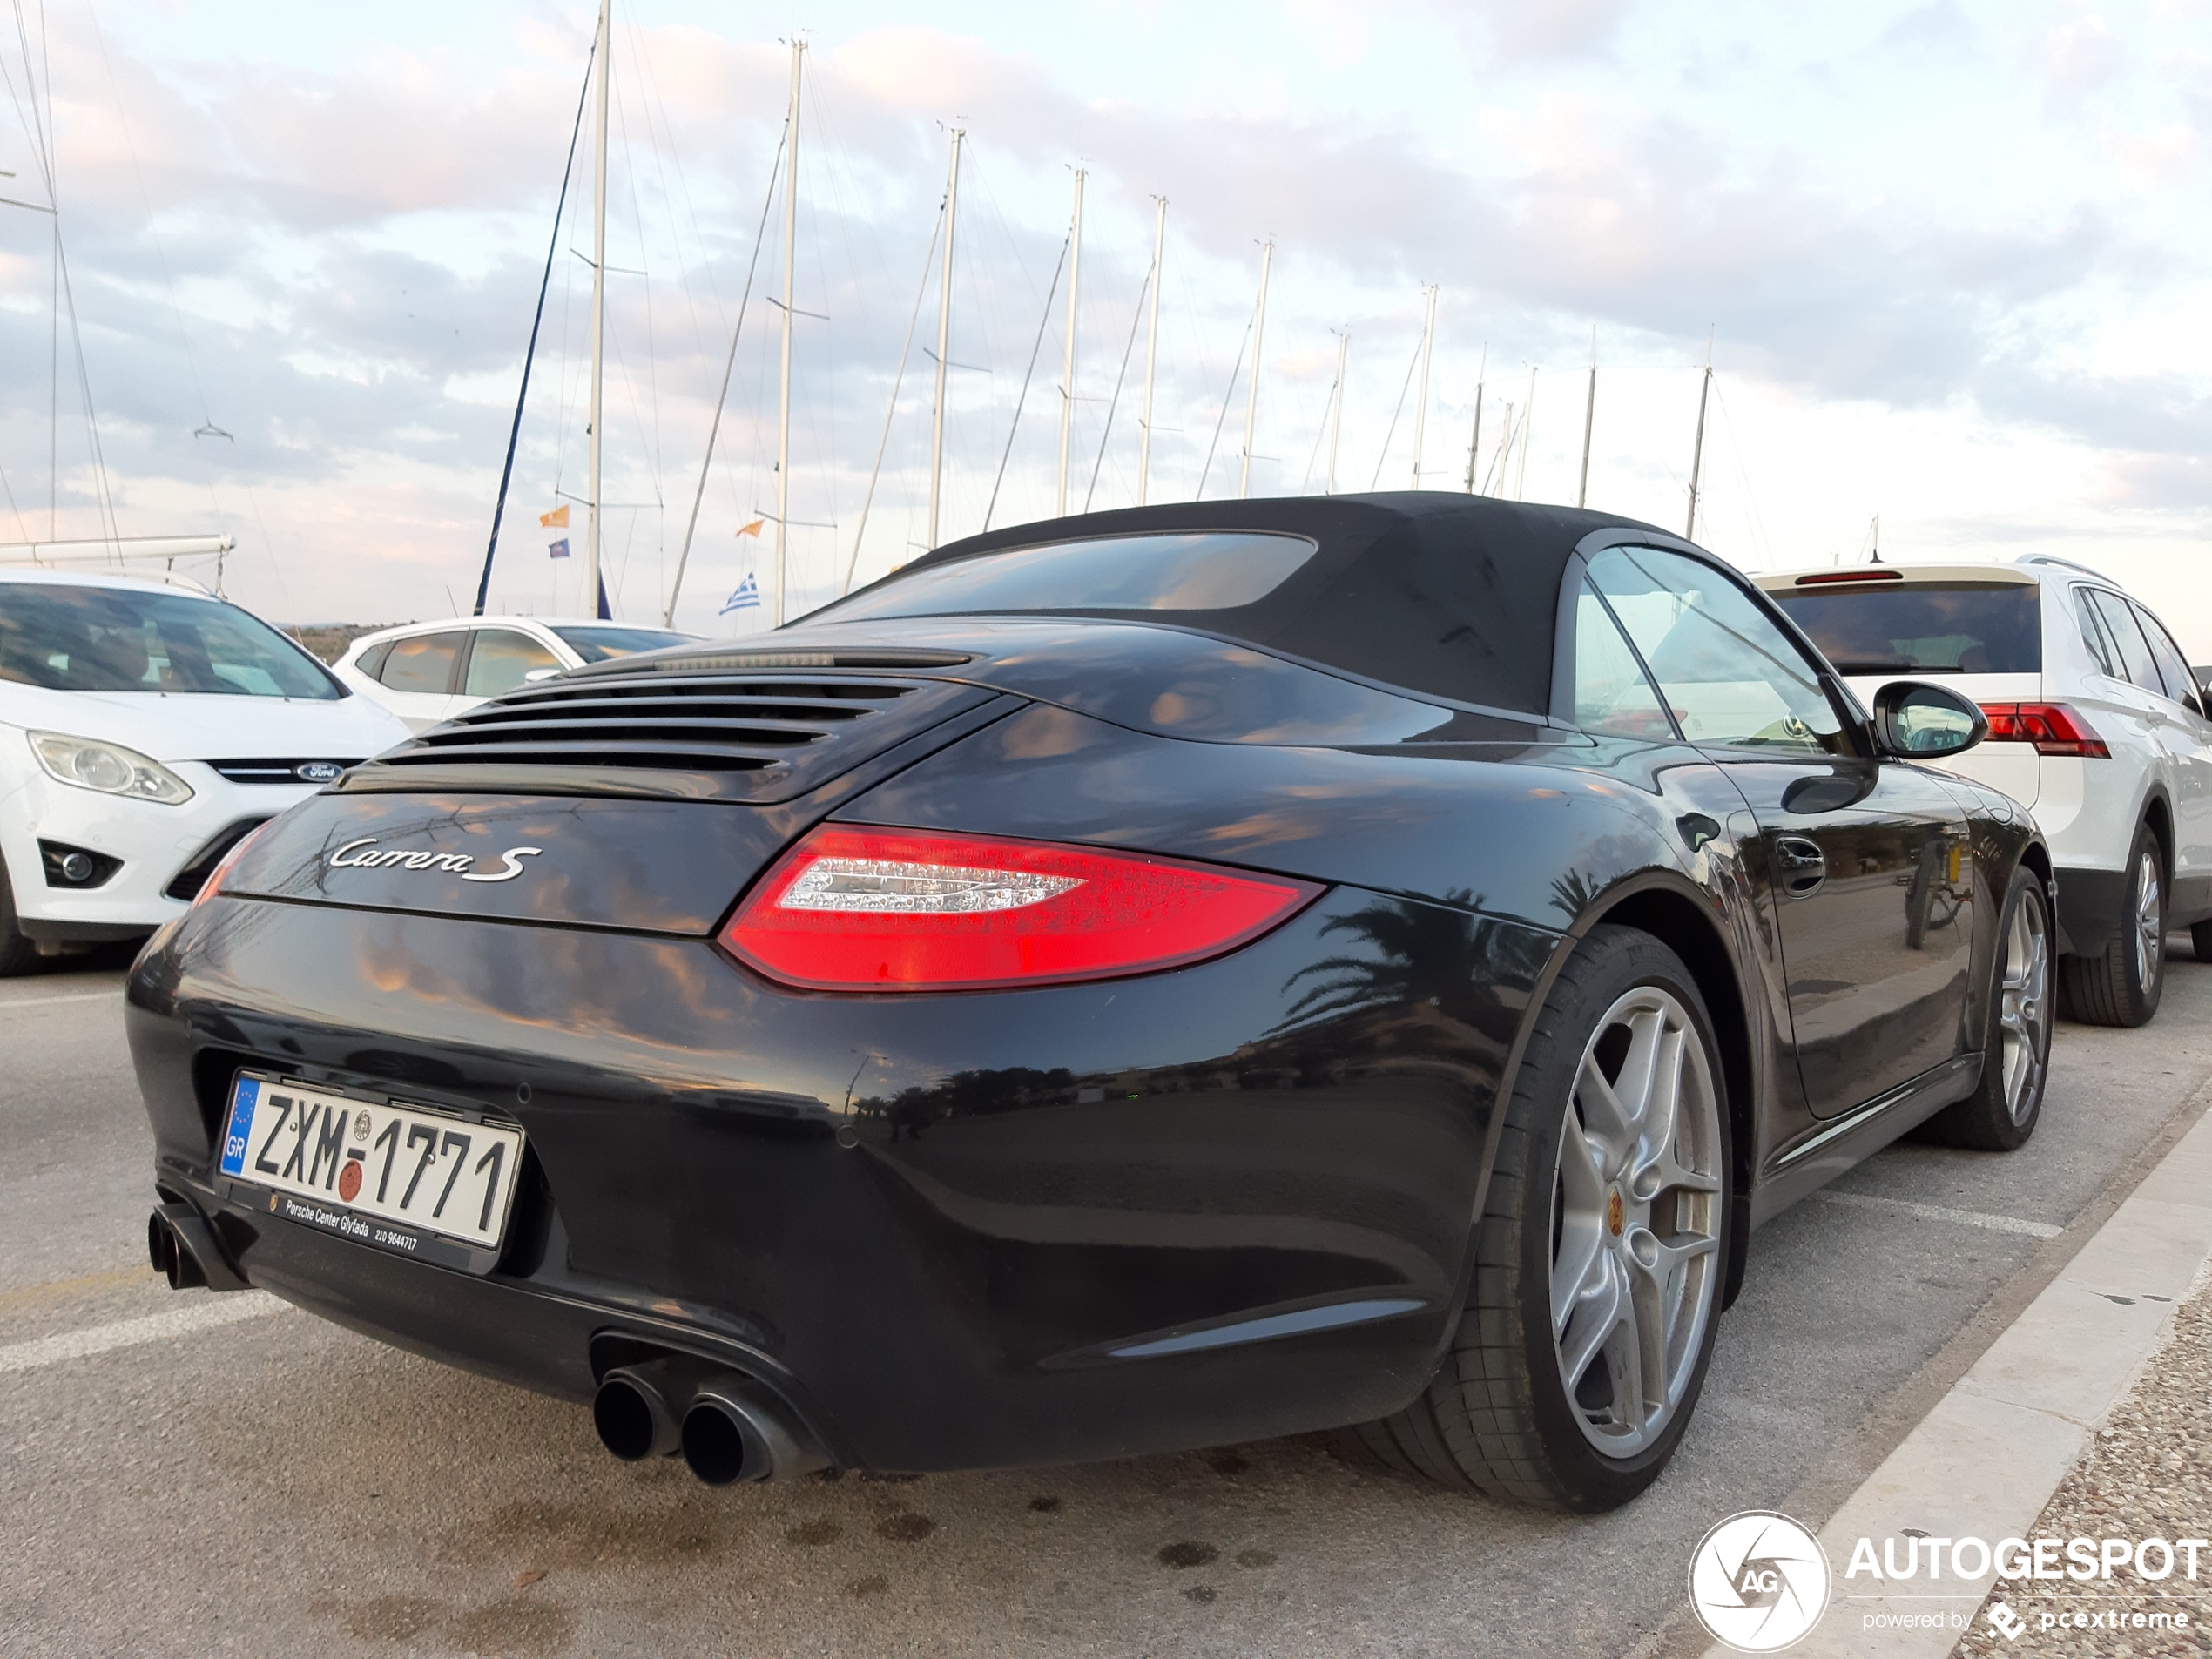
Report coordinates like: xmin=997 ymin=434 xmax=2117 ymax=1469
xmin=721 ymin=571 xmax=760 ymax=615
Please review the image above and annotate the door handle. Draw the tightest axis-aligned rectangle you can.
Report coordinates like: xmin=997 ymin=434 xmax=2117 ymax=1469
xmin=1774 ymin=836 xmax=1827 ymax=897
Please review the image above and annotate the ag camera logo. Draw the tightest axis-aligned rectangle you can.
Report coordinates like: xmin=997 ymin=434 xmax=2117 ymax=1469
xmin=1689 ymin=1511 xmax=1831 ymax=1652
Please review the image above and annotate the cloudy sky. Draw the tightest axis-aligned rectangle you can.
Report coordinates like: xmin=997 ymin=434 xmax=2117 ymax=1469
xmin=2 ymin=1 xmax=2209 ymax=646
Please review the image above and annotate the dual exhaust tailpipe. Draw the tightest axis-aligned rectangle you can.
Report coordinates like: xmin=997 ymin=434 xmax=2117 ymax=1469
xmin=593 ymin=1356 xmax=826 ymax=1486
xmin=147 ymin=1204 xmax=248 ymax=1293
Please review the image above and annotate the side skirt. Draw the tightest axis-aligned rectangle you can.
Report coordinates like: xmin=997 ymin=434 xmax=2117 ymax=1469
xmin=1750 ymin=1052 xmax=1983 ymax=1228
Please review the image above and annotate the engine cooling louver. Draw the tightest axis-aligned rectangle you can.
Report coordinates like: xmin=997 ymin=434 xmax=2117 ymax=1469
xmin=341 ymin=668 xmax=1005 ymax=803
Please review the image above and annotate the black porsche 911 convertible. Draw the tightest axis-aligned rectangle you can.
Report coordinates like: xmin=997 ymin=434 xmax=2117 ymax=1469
xmin=128 ymin=494 xmax=2054 ymax=1512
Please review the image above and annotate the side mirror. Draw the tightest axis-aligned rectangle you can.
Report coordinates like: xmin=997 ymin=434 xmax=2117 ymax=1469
xmin=1871 ymin=680 xmax=1988 ymax=760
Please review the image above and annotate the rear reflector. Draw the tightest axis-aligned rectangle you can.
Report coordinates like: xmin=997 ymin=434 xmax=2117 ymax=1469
xmin=721 ymin=825 xmax=1323 ymax=991
xmin=1978 ymin=702 xmax=2110 ymax=759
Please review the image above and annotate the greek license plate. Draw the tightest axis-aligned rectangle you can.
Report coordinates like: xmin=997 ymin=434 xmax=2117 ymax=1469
xmin=217 ymin=1076 xmax=524 ymax=1254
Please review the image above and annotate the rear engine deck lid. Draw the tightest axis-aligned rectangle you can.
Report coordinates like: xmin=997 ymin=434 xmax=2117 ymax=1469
xmin=338 ymin=661 xmax=1000 ymax=803
xmin=217 ymin=792 xmax=797 ymax=934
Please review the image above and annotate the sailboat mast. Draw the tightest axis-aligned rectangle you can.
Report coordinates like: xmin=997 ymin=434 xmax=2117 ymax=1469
xmin=1514 ymin=366 xmax=1536 ymax=500
xmin=1326 ymin=330 xmax=1348 ymax=495
xmin=927 ymin=127 xmax=964 ymax=550
xmin=1136 ymin=196 xmax=1166 ymax=507
xmin=1238 ymin=239 xmax=1273 ymax=499
xmin=583 ymin=0 xmax=610 ymax=618
xmin=772 ymin=38 xmax=804 ymax=627
xmin=1409 ymin=285 xmax=1437 ymax=489
xmin=1056 ymin=168 xmax=1085 ymax=516
xmin=1577 ymin=327 xmax=1597 ymax=509
xmin=1463 ymin=343 xmax=1486 ymax=493
xmin=1686 ymin=330 xmax=1714 ymax=540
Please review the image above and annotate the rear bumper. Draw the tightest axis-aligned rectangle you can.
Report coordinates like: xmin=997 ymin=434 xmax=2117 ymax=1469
xmin=127 ymin=892 xmax=1544 ymax=1472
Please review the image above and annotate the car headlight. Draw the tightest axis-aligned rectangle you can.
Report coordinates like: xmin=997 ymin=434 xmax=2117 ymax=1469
xmin=28 ymin=732 xmax=195 ymax=805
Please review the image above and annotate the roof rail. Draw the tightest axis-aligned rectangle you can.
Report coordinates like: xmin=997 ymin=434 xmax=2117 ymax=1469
xmin=2014 ymin=552 xmax=2112 ymax=583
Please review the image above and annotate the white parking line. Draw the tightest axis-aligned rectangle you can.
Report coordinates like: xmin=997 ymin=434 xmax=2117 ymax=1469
xmin=1814 ymin=1188 xmax=2064 ymax=1238
xmin=0 ymin=1293 xmax=285 ymax=1375
xmin=0 ymin=990 xmax=124 ymax=1012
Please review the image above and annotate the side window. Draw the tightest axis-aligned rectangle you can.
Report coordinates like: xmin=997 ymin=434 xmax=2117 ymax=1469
xmin=355 ymin=640 xmax=391 ymax=679
xmin=2072 ymin=589 xmax=2120 ymax=677
xmin=2132 ymin=602 xmax=2203 ymax=716
xmin=1572 ymin=581 xmax=1676 ymax=740
xmin=1587 ymin=545 xmax=1853 ymax=756
xmin=2085 ymin=590 xmax=2165 ymax=698
xmin=378 ymin=631 xmax=463 ymax=695
xmin=462 ymin=630 xmax=562 ymax=698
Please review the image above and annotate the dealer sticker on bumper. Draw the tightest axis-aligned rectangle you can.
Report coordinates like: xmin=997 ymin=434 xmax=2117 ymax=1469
xmin=218 ymin=1076 xmax=524 ymax=1253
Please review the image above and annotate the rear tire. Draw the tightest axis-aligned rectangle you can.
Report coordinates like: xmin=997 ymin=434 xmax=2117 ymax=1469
xmin=2191 ymin=916 xmax=2212 ymax=964
xmin=1329 ymin=926 xmax=1731 ymax=1511
xmin=0 ymin=856 xmax=41 ymax=978
xmin=2058 ymin=826 xmax=2164 ymax=1028
xmin=1916 ymin=865 xmax=2052 ymax=1151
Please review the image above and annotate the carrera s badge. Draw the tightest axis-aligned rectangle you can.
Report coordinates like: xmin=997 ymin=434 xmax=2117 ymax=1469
xmin=326 ymin=837 xmax=543 ymax=884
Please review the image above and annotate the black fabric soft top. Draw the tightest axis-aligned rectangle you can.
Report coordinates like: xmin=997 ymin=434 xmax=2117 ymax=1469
xmin=800 ymin=492 xmax=1672 ymax=716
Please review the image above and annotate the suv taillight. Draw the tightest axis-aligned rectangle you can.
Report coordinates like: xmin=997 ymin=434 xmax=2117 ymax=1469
xmin=720 ymin=825 xmax=1323 ymax=992
xmin=1978 ymin=702 xmax=2110 ymax=759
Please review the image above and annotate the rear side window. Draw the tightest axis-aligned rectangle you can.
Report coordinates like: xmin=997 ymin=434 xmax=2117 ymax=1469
xmin=2084 ymin=590 xmax=2165 ymax=698
xmin=1766 ymin=582 xmax=2040 ymax=674
xmin=378 ymin=632 xmax=462 ymax=694
xmin=355 ymin=640 xmax=392 ymax=679
xmin=2073 ymin=590 xmax=2121 ymax=676
xmin=2132 ymin=602 xmax=2202 ymax=714
xmin=463 ymin=630 xmax=562 ymax=697
xmin=1572 ymin=582 xmax=1674 ymax=740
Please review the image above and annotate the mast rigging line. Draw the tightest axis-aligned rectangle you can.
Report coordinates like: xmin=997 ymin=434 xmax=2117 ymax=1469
xmin=1368 ymin=324 xmax=1426 ymax=492
xmin=1082 ymin=258 xmax=1155 ymax=514
xmin=473 ymin=31 xmax=598 ymax=617
xmin=844 ymin=201 xmax=945 ymax=597
xmin=1196 ymin=312 xmax=1252 ymax=502
xmin=981 ymin=232 xmax=1066 ymax=533
xmin=664 ymin=118 xmax=790 ymax=625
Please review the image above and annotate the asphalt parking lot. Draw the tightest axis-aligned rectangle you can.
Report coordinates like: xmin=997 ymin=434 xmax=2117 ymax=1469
xmin=3 ymin=949 xmax=2209 ymax=1658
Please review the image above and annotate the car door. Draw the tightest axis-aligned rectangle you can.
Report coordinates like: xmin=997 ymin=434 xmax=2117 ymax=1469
xmin=371 ymin=629 xmax=468 ymax=732
xmin=456 ymin=627 xmax=565 ymax=712
xmin=1587 ymin=543 xmax=1976 ymax=1119
xmin=2126 ymin=599 xmax=2212 ymax=917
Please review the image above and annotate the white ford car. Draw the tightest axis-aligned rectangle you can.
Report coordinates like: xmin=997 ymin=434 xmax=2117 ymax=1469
xmin=0 ymin=569 xmax=410 ymax=973
xmin=331 ymin=616 xmax=698 ymax=732
xmin=1757 ymin=556 xmax=2212 ymax=1028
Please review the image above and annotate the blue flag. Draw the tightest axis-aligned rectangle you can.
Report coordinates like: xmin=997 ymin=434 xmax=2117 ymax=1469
xmin=721 ymin=571 xmax=760 ymax=615
xmin=548 ymin=537 xmax=570 ymax=560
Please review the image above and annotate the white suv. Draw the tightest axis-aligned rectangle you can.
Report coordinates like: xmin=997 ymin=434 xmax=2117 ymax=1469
xmin=1757 ymin=556 xmax=2212 ymax=1028
xmin=332 ymin=617 xmax=698 ymax=732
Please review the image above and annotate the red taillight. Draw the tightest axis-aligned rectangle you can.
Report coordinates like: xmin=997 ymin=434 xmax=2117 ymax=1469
xmin=1793 ymin=569 xmax=1905 ymax=585
xmin=720 ymin=825 xmax=1324 ymax=992
xmin=1978 ymin=702 xmax=2110 ymax=759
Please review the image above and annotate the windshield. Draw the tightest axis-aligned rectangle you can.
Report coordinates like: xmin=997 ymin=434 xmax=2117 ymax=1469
xmin=1770 ymin=582 xmax=2041 ymax=675
xmin=0 ymin=583 xmax=341 ymax=698
xmin=550 ymin=624 xmax=696 ymax=663
xmin=814 ymin=532 xmax=1320 ymax=624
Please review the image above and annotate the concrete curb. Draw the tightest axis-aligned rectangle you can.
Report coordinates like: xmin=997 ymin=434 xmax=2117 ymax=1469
xmin=1699 ymin=1089 xmax=2212 ymax=1658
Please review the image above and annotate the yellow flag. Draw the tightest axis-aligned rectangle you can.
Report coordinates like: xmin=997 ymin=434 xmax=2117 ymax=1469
xmin=737 ymin=518 xmax=765 ymax=537
xmin=540 ymin=504 xmax=570 ymax=529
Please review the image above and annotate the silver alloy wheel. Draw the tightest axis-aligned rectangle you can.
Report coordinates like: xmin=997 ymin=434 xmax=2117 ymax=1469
xmin=1999 ymin=887 xmax=2050 ymax=1124
xmin=2134 ymin=846 xmax=2163 ymax=995
xmin=1550 ymin=985 xmax=1723 ymax=1459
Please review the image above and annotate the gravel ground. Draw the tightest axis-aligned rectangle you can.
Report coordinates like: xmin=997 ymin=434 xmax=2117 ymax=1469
xmin=1955 ymin=1269 xmax=2212 ymax=1657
